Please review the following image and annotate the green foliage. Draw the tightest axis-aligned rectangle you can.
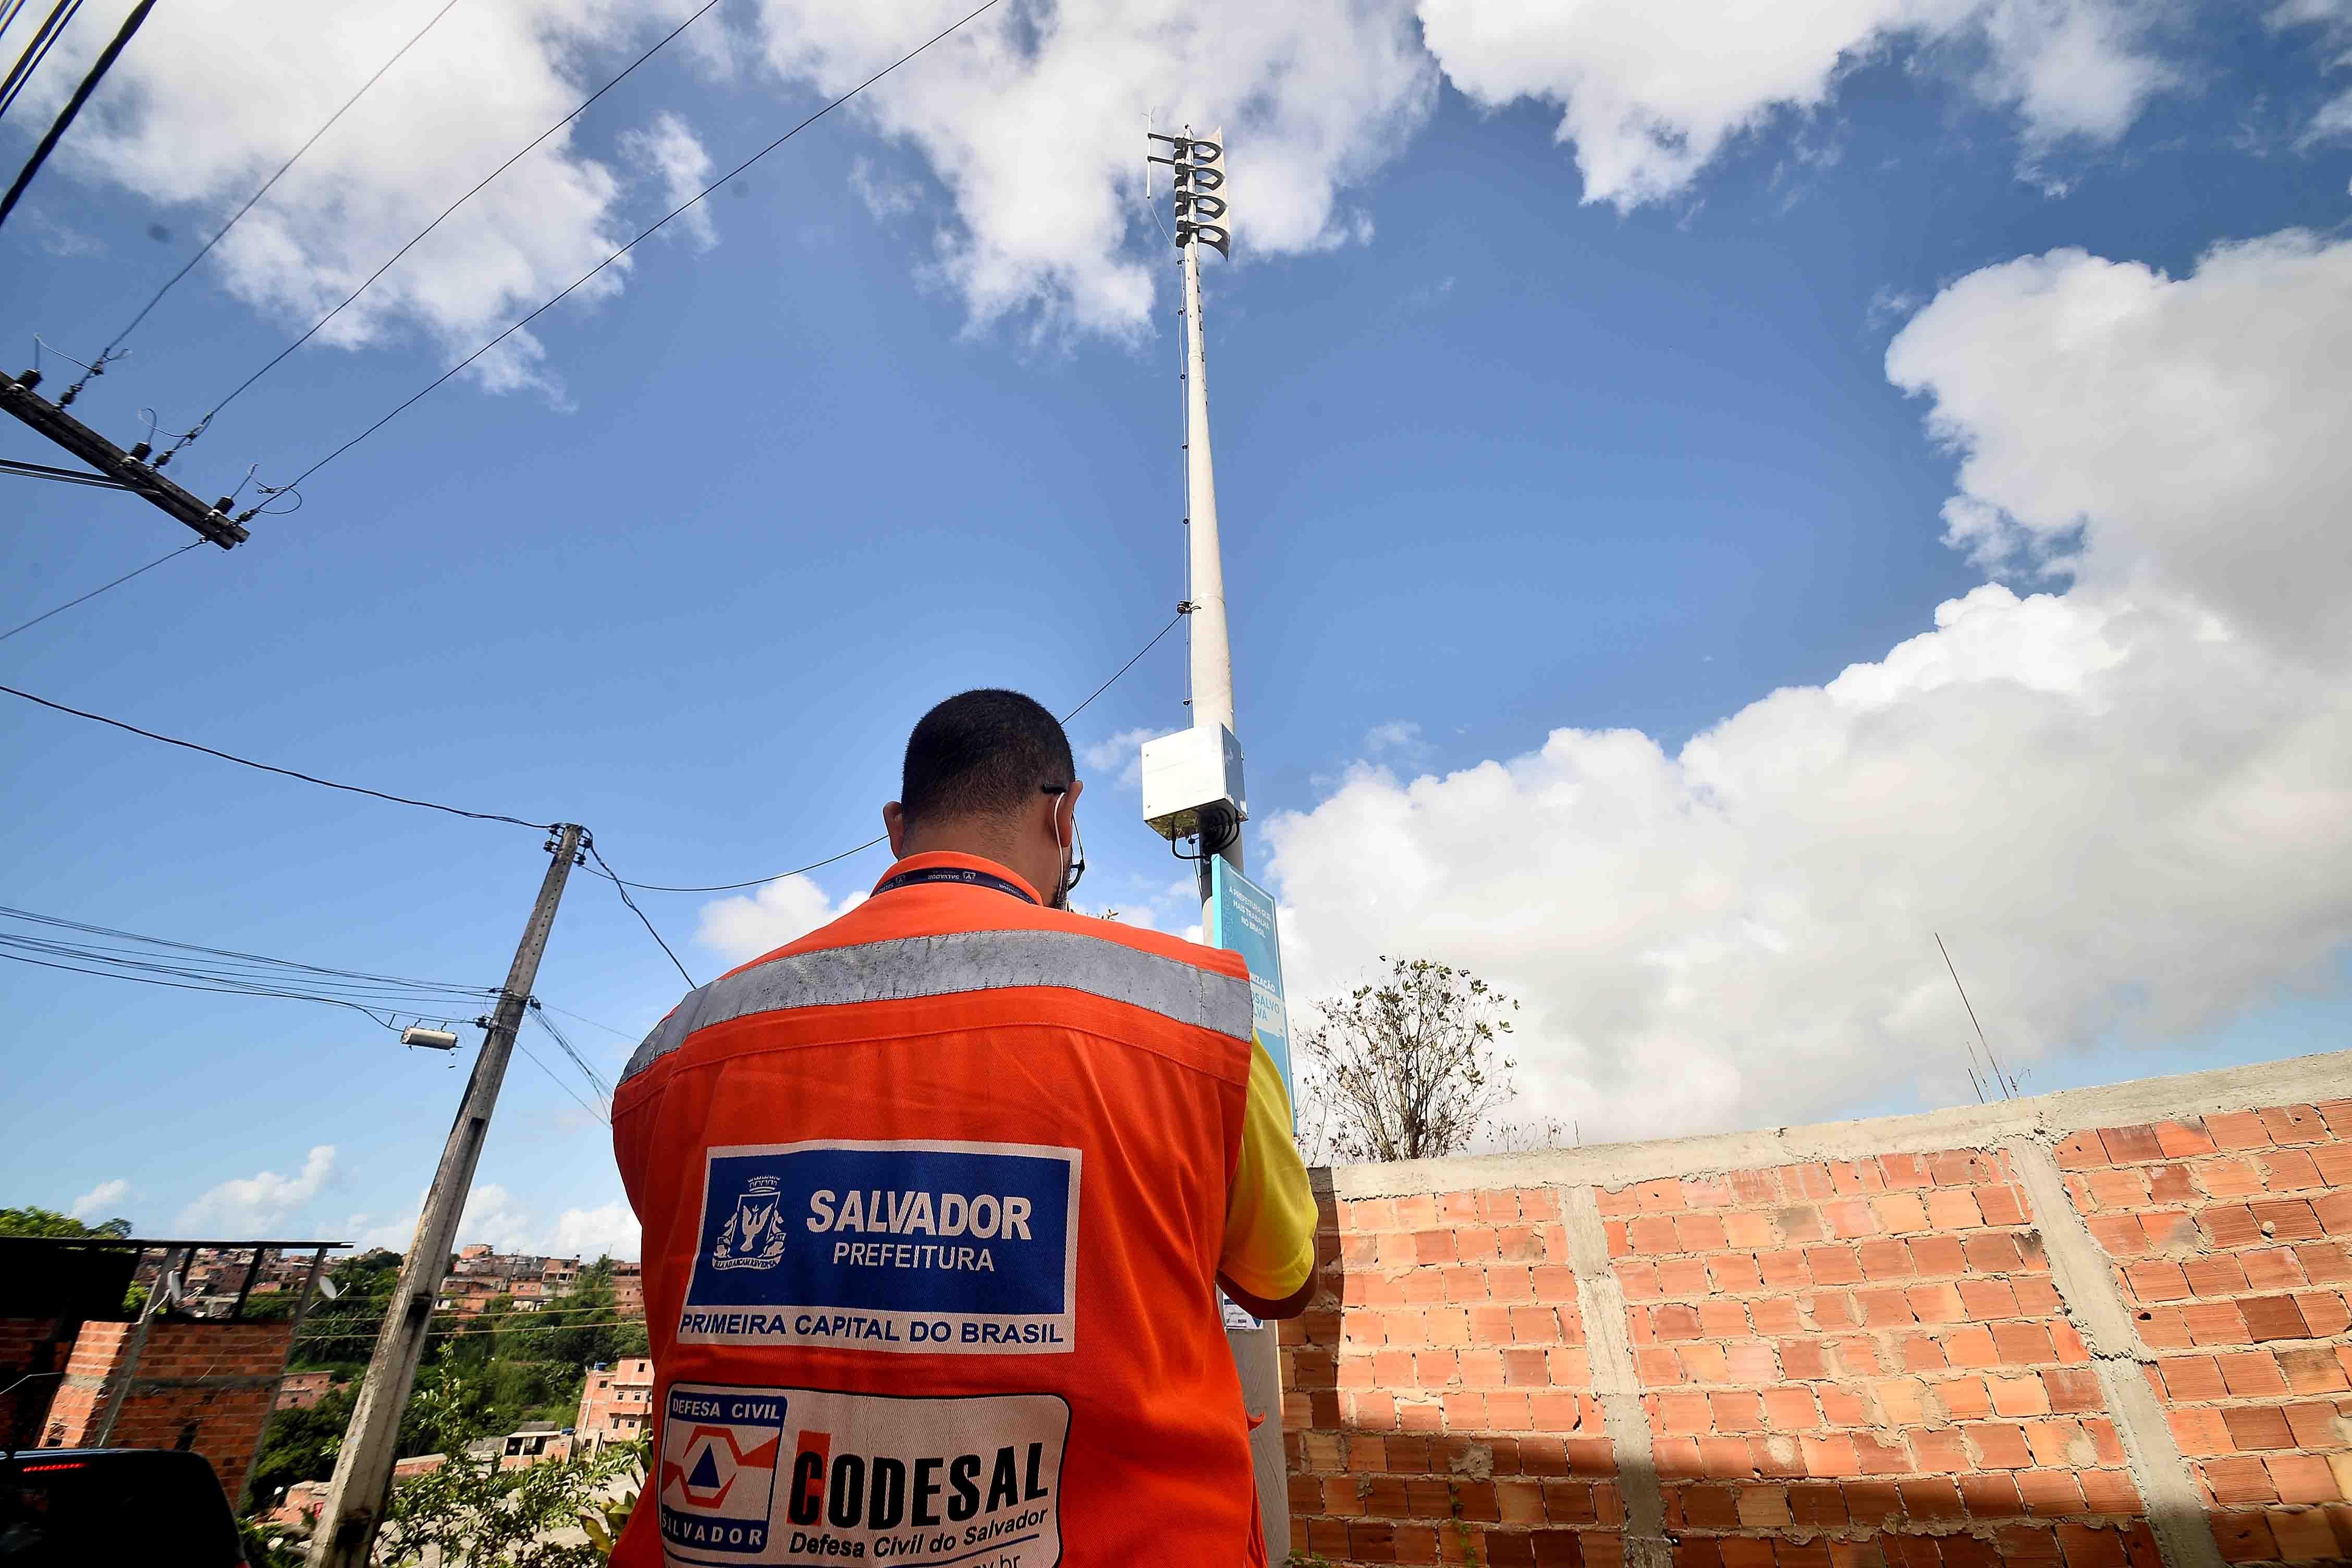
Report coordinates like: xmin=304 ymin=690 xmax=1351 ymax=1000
xmin=374 ymin=1378 xmax=645 ymax=1568
xmin=238 ymin=1515 xmax=308 ymax=1568
xmin=1296 ymin=955 xmax=1522 ymax=1163
xmin=249 ymin=1383 xmax=357 ymax=1505
xmin=0 ymin=1204 xmax=131 ymax=1237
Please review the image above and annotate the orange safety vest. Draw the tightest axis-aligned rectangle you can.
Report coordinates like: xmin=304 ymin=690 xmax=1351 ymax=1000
xmin=609 ymin=851 xmax=1266 ymax=1568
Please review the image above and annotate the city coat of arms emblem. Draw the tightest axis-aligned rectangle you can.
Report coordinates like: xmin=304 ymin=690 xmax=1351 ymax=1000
xmin=711 ymin=1173 xmax=787 ymax=1271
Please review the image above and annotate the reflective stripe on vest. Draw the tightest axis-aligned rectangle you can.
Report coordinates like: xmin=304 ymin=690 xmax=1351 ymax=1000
xmin=621 ymin=925 xmax=1253 ymax=1085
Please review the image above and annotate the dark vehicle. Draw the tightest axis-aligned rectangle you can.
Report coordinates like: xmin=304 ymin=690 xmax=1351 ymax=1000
xmin=0 ymin=1448 xmax=244 ymax=1565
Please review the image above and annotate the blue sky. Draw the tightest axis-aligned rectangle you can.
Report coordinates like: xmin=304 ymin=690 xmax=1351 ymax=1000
xmin=4 ymin=0 xmax=2349 ymax=1256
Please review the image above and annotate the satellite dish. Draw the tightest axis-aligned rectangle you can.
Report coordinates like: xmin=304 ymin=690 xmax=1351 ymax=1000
xmin=316 ymin=1275 xmax=342 ymax=1303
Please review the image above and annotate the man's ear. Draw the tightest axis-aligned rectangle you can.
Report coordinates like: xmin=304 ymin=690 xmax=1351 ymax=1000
xmin=883 ymin=801 xmax=908 ymax=858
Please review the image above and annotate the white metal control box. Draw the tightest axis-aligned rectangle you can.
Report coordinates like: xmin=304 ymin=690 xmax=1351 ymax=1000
xmin=1139 ymin=724 xmax=1247 ymax=841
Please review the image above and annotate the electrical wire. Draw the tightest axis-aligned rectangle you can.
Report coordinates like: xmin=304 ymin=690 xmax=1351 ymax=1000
xmin=1060 ymin=606 xmax=1186 ymax=725
xmin=536 ymin=1002 xmax=639 ymax=1042
xmin=272 ymin=0 xmax=1008 ymax=496
xmin=0 ymin=540 xmax=198 ymax=643
xmin=528 ymin=1003 xmax=610 ymax=1099
xmin=583 ymin=605 xmax=1191 ymax=893
xmin=516 ymin=1032 xmax=609 ymax=1126
xmin=0 ymin=904 xmax=494 ymax=992
xmin=173 ymin=0 xmax=726 ymax=456
xmin=581 ymin=838 xmax=695 ymax=987
xmin=0 ymin=681 xmax=555 ymax=828
xmin=90 ymin=0 xmax=468 ymax=368
xmin=0 ymin=950 xmax=474 ymax=1032
xmin=0 ymin=0 xmax=80 ymax=124
xmin=0 ymin=0 xmax=152 ymax=234
xmin=0 ymin=455 xmax=132 ymax=490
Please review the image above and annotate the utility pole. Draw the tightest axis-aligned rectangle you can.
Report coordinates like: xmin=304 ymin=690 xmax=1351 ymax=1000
xmin=308 ymin=824 xmax=583 ymax=1568
xmin=1142 ymin=124 xmax=1289 ymax=1564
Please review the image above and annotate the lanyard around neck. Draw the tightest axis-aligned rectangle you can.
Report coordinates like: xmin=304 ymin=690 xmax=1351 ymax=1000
xmin=871 ymin=865 xmax=1038 ymax=905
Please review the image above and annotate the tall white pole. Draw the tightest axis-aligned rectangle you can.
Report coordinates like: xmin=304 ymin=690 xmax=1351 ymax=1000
xmin=1169 ymin=125 xmax=1288 ymax=1565
xmin=1181 ymin=128 xmax=1242 ymax=908
xmin=1182 ymin=177 xmax=1236 ymax=771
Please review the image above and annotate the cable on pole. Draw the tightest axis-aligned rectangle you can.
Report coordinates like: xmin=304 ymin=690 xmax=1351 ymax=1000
xmin=0 ymin=0 xmax=155 ymax=234
xmin=582 ymin=837 xmax=696 ymax=987
xmin=0 ymin=0 xmax=81 ymax=124
xmin=0 ymin=541 xmax=199 ymax=643
xmin=584 ymin=603 xmax=1191 ymax=893
xmin=172 ymin=0 xmax=726 ymax=457
xmin=271 ymin=0 xmax=1009 ymax=496
xmin=0 ymin=455 xmax=131 ymax=490
xmin=0 ymin=681 xmax=556 ymax=828
xmin=90 ymin=0 xmax=469 ymax=379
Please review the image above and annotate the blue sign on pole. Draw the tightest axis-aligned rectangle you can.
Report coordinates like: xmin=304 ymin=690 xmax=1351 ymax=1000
xmin=1208 ymin=857 xmax=1293 ymax=1120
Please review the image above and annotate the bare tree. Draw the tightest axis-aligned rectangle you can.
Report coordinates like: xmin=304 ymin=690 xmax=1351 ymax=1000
xmin=1296 ymin=956 xmax=1522 ymax=1163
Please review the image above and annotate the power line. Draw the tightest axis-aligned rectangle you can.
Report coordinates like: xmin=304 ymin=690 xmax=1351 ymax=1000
xmin=0 ymin=540 xmax=198 ymax=643
xmin=0 ymin=454 xmax=130 ymax=489
xmin=0 ymin=0 xmax=153 ymax=233
xmin=1061 ymin=606 xmax=1186 ymax=724
xmin=0 ymin=950 xmax=479 ymax=1032
xmin=272 ymin=0 xmax=1008 ymax=496
xmin=173 ymin=0 xmax=725 ymax=456
xmin=537 ymin=1002 xmax=639 ymax=1042
xmin=0 ymin=904 xmax=496 ymax=994
xmin=91 ymin=0 xmax=468 ymax=371
xmin=581 ymin=838 xmax=695 ymax=988
xmin=528 ymin=1002 xmax=609 ymax=1099
xmin=0 ymin=0 xmax=81 ymax=125
xmin=516 ymin=1031 xmax=609 ymax=1127
xmin=584 ymin=606 xmax=1189 ymax=894
xmin=0 ymin=681 xmax=554 ymax=828
xmin=580 ymin=834 xmax=887 ymax=896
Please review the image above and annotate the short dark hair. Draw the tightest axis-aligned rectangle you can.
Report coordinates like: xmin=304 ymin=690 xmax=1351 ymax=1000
xmin=899 ymin=689 xmax=1076 ymax=829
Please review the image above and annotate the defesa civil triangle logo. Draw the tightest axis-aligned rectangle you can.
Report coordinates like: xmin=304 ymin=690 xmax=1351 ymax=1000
xmin=681 ymin=1139 xmax=1081 ymax=1356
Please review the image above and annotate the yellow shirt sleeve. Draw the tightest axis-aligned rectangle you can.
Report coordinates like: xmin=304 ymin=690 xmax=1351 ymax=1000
xmin=1218 ymin=1034 xmax=1317 ymax=1303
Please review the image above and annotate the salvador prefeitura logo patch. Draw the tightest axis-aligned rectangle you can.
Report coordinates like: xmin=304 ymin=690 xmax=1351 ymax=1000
xmin=679 ymin=1139 xmax=1081 ymax=1355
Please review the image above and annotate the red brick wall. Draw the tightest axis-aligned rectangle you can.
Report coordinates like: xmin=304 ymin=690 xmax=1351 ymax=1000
xmin=2054 ymin=1111 xmax=2352 ymax=1563
xmin=0 ymin=1315 xmax=72 ymax=1447
xmin=1284 ymin=1075 xmax=2352 ymax=1568
xmin=42 ymin=1318 xmax=297 ymax=1507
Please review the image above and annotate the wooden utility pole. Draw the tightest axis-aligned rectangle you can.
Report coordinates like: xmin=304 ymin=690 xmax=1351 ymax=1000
xmin=308 ymin=824 xmax=583 ymax=1568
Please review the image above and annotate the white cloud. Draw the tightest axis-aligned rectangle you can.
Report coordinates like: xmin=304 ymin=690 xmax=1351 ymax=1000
xmin=750 ymin=0 xmax=1438 ymax=335
xmin=849 ymin=156 xmax=922 ymax=220
xmin=1265 ymin=228 xmax=2352 ymax=1142
xmin=178 ymin=1145 xmax=337 ymax=1233
xmin=2304 ymin=85 xmax=2352 ymax=142
xmin=21 ymin=0 xmax=717 ymax=399
xmin=1886 ymin=231 xmax=2352 ymax=661
xmin=344 ymin=1184 xmax=638 ymax=1259
xmin=551 ymin=1201 xmax=641 ymax=1260
xmin=1080 ymin=727 xmax=1172 ymax=791
xmin=619 ymin=111 xmax=719 ymax=250
xmin=69 ymin=1179 xmax=130 ymax=1221
xmin=1364 ymin=720 xmax=1422 ymax=753
xmin=1417 ymin=0 xmax=2174 ymax=209
xmin=695 ymin=875 xmax=868 ymax=965
xmin=455 ymin=1182 xmax=538 ymax=1253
